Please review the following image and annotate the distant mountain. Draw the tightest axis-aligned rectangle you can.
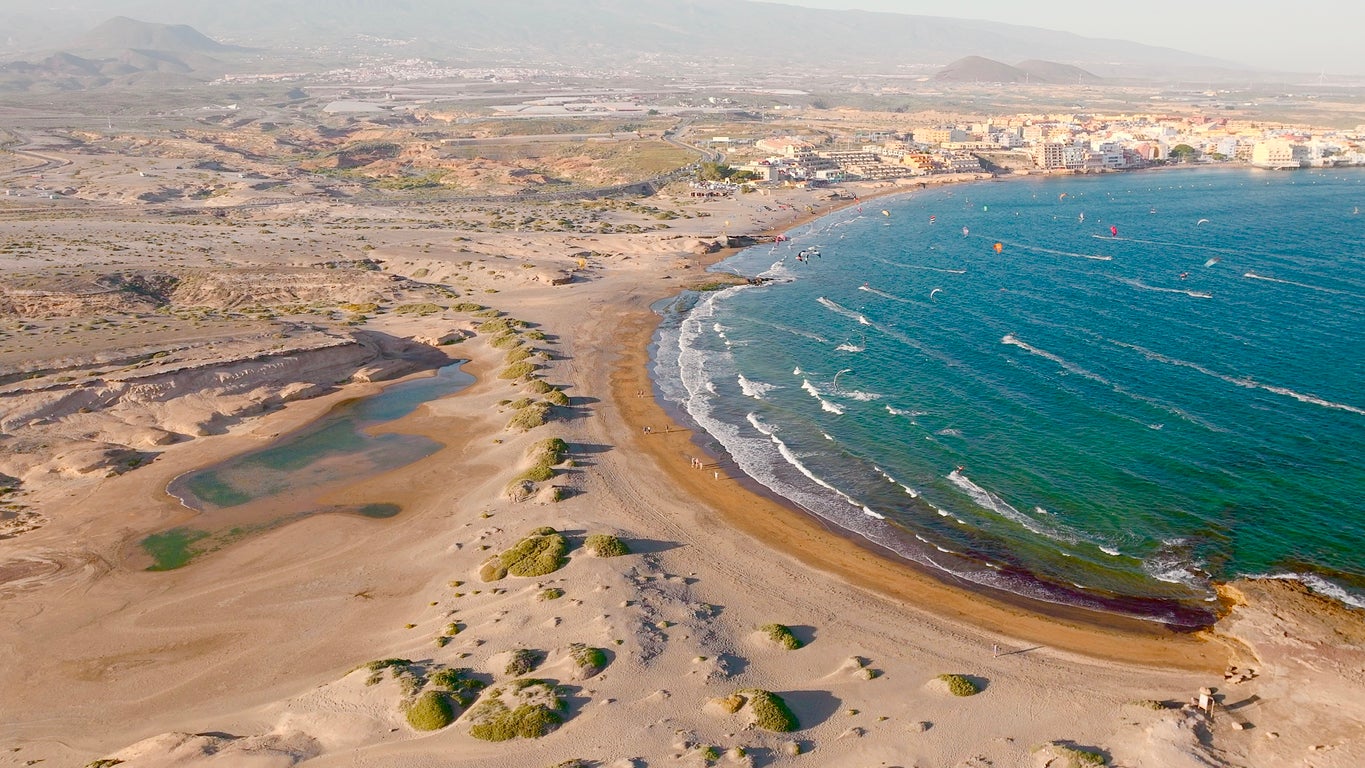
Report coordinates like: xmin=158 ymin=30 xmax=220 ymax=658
xmin=71 ymin=16 xmax=233 ymax=55
xmin=936 ymin=56 xmax=1030 ymax=83
xmin=1015 ymin=59 xmax=1102 ymax=85
xmin=0 ymin=0 xmax=1242 ymax=80
xmin=0 ymin=18 xmax=228 ymax=91
xmin=936 ymin=56 xmax=1102 ymax=84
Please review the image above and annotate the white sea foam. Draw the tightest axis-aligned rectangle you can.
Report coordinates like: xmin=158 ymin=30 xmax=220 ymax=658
xmin=835 ymin=342 xmax=865 ymax=352
xmin=1006 ymin=334 xmax=1220 ymax=430
xmin=1261 ymin=573 xmax=1365 ymax=610
xmin=947 ymin=470 xmax=1092 ymax=550
xmin=874 ymin=466 xmax=920 ymax=497
xmin=840 ymin=390 xmax=882 ymax=401
xmin=935 ymin=428 xmax=963 ymax=437
xmin=1112 ymin=276 xmax=1212 ymax=299
xmin=1243 ymin=271 xmax=1345 ymax=295
xmin=858 ymin=284 xmax=913 ymax=303
xmin=801 ymin=378 xmax=846 ymax=414
xmin=736 ymin=374 xmax=778 ymax=400
xmin=1005 ymin=241 xmax=1116 ymax=262
xmin=1111 ymin=340 xmax=1365 ymax=417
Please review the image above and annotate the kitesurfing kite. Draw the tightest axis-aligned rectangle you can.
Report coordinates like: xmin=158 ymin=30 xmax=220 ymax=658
xmin=930 ymin=288 xmax=943 ymax=300
xmin=1110 ymin=225 xmax=1119 ymax=237
xmin=929 ymin=215 xmax=937 ymax=224
xmin=993 ymin=242 xmax=1004 ymax=254
xmin=1196 ymin=218 xmax=1210 ymax=226
xmin=881 ymin=210 xmax=890 ymax=217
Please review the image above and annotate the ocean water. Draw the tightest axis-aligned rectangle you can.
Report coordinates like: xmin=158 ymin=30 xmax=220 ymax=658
xmin=654 ymin=168 xmax=1365 ymax=626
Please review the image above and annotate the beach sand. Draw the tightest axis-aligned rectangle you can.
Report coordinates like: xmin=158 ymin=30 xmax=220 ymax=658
xmin=1 ymin=180 xmax=1361 ymax=768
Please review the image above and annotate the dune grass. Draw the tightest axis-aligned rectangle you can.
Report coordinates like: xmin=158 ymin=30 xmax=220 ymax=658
xmin=738 ymin=689 xmax=800 ymax=732
xmin=506 ymin=401 xmax=549 ymax=430
xmin=938 ymin=673 xmax=980 ymax=696
xmin=505 ymin=648 xmax=543 ymax=676
xmin=405 ymin=690 xmax=454 ymax=731
xmin=570 ymin=643 xmax=608 ymax=676
xmin=500 ymin=361 xmax=540 ymax=380
xmin=760 ymin=623 xmax=803 ymax=650
xmin=467 ymin=680 xmax=566 ymax=741
xmin=584 ymin=533 xmax=630 ymax=558
xmin=428 ymin=666 xmax=486 ymax=707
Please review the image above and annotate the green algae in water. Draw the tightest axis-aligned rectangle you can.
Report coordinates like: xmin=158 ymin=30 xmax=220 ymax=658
xmin=357 ymin=503 xmax=401 ymax=519
xmin=143 ymin=527 xmax=211 ymax=571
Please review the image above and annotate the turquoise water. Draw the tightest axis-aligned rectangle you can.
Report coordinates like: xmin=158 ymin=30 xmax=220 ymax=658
xmin=148 ymin=363 xmax=471 ymax=569
xmin=654 ymin=168 xmax=1365 ymax=626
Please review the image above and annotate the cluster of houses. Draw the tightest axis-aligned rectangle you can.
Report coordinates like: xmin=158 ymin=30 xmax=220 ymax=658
xmin=717 ymin=113 xmax=1365 ymax=182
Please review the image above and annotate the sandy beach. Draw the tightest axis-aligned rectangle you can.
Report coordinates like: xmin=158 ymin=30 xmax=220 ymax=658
xmin=2 ymin=172 xmax=1362 ymax=768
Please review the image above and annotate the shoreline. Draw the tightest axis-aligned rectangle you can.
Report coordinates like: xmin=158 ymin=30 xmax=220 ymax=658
xmin=620 ymin=177 xmax=1231 ymax=670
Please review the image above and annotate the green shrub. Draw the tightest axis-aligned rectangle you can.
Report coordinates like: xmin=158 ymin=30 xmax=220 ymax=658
xmin=507 ymin=397 xmax=534 ymax=410
xmin=570 ymin=643 xmax=608 ymax=675
xmin=515 ymin=463 xmax=555 ymax=483
xmin=500 ymin=361 xmax=539 ymax=380
xmin=537 ymin=587 xmax=565 ymax=601
xmin=339 ymin=302 xmax=379 ymax=313
xmin=544 ymin=388 xmax=570 ymax=406
xmin=405 ymin=690 xmax=454 ymax=731
xmin=468 ymin=699 xmax=563 ymax=741
xmin=429 ymin=667 xmax=486 ymax=707
xmin=505 ymin=346 xmax=532 ymax=364
xmin=394 ymin=302 xmax=443 ymax=316
xmin=1037 ymin=743 xmax=1107 ymax=767
xmin=86 ymin=761 xmax=124 ymax=768
xmin=505 ymin=648 xmax=543 ymax=676
xmin=739 ymin=689 xmax=799 ymax=732
xmin=761 ymin=623 xmax=803 ymax=650
xmin=478 ymin=318 xmax=514 ymax=334
xmin=361 ymin=658 xmax=414 ymax=686
xmin=524 ymin=329 xmax=546 ymax=341
xmin=491 ymin=333 xmax=523 ymax=349
xmin=584 ymin=533 xmax=630 ymax=558
xmin=506 ymin=401 xmax=550 ymax=430
xmin=938 ymin=674 xmax=979 ymax=697
xmin=497 ymin=529 xmax=568 ymax=577
xmin=699 ymin=745 xmax=721 ymax=762
xmin=526 ymin=379 xmax=554 ymax=394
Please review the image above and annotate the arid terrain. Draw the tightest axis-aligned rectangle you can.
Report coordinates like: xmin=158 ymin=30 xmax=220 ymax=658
xmin=1 ymin=101 xmax=1362 ymax=768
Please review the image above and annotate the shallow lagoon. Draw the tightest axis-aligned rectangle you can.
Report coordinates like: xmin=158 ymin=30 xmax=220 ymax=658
xmin=146 ymin=363 xmax=471 ymax=569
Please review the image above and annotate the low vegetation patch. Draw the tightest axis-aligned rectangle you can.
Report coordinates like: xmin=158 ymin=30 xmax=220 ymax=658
xmin=584 ymin=533 xmax=630 ymax=558
xmin=1034 ymin=742 xmax=1107 ymax=767
xmin=505 ymin=346 xmax=532 ymax=364
xmin=491 ymin=333 xmax=523 ymax=349
xmin=570 ymin=643 xmax=608 ymax=676
xmin=537 ymin=587 xmax=565 ymax=601
xmin=738 ymin=689 xmax=800 ymax=732
xmin=937 ymin=673 xmax=980 ymax=697
xmin=394 ymin=302 xmax=443 ymax=316
xmin=428 ymin=667 xmax=486 ymax=707
xmin=500 ymin=361 xmax=540 ymax=380
xmin=467 ymin=680 xmax=567 ymax=741
xmin=506 ymin=401 xmax=550 ymax=430
xmin=405 ymin=690 xmax=455 ymax=731
xmin=544 ymin=388 xmax=570 ymax=406
xmin=452 ymin=302 xmax=485 ymax=312
xmin=480 ymin=528 xmax=566 ymax=579
xmin=761 ymin=623 xmax=803 ymax=650
xmin=505 ymin=648 xmax=544 ymax=676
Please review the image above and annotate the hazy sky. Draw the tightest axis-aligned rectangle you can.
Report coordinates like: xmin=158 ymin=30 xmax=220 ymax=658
xmin=778 ymin=0 xmax=1365 ymax=75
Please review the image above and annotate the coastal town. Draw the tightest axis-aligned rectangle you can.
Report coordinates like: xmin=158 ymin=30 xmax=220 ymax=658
xmin=716 ymin=113 xmax=1365 ymax=185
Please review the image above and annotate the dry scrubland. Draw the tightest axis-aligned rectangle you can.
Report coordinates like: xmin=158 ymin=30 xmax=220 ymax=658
xmin=0 ymin=112 xmax=1362 ymax=768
